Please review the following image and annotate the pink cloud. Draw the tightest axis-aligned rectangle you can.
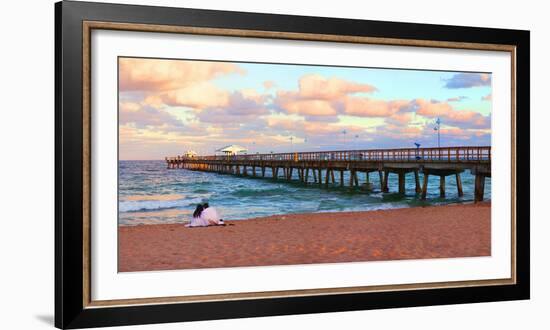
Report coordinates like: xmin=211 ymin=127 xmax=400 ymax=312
xmin=160 ymin=82 xmax=230 ymax=109
xmin=297 ymin=74 xmax=377 ymax=100
xmin=274 ymin=91 xmax=339 ymax=116
xmin=343 ymin=97 xmax=408 ymax=117
xmin=119 ymin=101 xmax=184 ymax=131
xmin=281 ymin=98 xmax=338 ymax=116
xmin=414 ymin=99 xmax=490 ymax=129
xmin=119 ymin=57 xmax=244 ymax=92
xmin=482 ymin=93 xmax=492 ymax=101
xmin=196 ymin=91 xmax=270 ymax=123
xmin=273 ymin=74 xmax=378 ymax=120
xmin=414 ymin=99 xmax=453 ymax=117
xmin=445 ymin=110 xmax=490 ymax=129
xmin=387 ymin=111 xmax=414 ymax=125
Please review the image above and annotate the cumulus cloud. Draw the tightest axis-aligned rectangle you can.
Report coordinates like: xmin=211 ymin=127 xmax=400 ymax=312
xmin=297 ymin=74 xmax=377 ymax=100
xmin=343 ymin=97 xmax=408 ymax=117
xmin=444 ymin=73 xmax=491 ymax=89
xmin=274 ymin=95 xmax=339 ymax=117
xmin=386 ymin=112 xmax=414 ymax=125
xmin=119 ymin=57 xmax=244 ymax=92
xmin=160 ymin=82 xmax=231 ymax=109
xmin=119 ymin=101 xmax=184 ymax=132
xmin=444 ymin=111 xmax=491 ymax=129
xmin=195 ymin=90 xmax=270 ymax=123
xmin=273 ymin=74 xmax=382 ymax=120
xmin=414 ymin=99 xmax=454 ymax=117
xmin=410 ymin=98 xmax=490 ymax=129
xmin=118 ymin=58 xmax=493 ymax=158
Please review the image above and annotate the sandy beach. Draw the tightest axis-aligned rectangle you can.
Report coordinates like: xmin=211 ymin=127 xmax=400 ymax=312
xmin=118 ymin=202 xmax=490 ymax=272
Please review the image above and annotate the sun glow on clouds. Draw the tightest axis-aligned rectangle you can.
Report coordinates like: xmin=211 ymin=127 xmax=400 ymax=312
xmin=118 ymin=57 xmax=492 ymax=160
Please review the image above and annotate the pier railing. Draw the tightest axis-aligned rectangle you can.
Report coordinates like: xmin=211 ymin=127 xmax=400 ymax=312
xmin=167 ymin=146 xmax=491 ymax=163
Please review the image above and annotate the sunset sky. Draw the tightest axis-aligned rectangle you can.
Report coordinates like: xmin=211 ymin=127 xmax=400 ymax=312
xmin=119 ymin=57 xmax=492 ymax=160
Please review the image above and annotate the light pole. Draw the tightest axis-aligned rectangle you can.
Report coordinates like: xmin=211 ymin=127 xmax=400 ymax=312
xmin=434 ymin=118 xmax=441 ymax=148
xmin=289 ymin=136 xmax=294 ymax=152
xmin=342 ymin=129 xmax=347 ymax=149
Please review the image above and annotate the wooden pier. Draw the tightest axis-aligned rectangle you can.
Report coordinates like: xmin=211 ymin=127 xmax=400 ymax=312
xmin=166 ymin=146 xmax=491 ymax=202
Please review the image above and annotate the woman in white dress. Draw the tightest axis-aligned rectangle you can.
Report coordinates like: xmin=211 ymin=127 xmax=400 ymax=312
xmin=186 ymin=204 xmax=210 ymax=227
xmin=200 ymin=203 xmax=223 ymax=225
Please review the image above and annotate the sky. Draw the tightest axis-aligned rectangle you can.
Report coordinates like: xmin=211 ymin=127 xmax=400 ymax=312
xmin=118 ymin=57 xmax=492 ymax=160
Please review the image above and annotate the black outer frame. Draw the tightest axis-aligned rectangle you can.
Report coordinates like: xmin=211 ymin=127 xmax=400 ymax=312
xmin=55 ymin=0 xmax=530 ymax=328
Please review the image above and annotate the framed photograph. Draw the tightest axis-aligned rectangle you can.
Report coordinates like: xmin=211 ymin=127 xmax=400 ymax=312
xmin=55 ymin=1 xmax=530 ymax=328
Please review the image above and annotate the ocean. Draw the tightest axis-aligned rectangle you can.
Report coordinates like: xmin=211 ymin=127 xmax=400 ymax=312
xmin=119 ymin=160 xmax=491 ymax=226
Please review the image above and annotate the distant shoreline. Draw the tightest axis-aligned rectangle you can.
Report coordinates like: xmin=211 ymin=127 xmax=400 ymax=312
xmin=119 ymin=202 xmax=491 ymax=272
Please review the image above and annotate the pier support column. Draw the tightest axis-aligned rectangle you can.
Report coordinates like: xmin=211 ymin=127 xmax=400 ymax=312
xmin=354 ymin=171 xmax=359 ymax=186
xmin=366 ymin=172 xmax=370 ymax=184
xmin=398 ymin=172 xmax=406 ymax=194
xmin=252 ymin=166 xmax=256 ymax=177
xmin=288 ymin=167 xmax=293 ymax=180
xmin=305 ymin=168 xmax=309 ymax=184
xmin=382 ymin=171 xmax=389 ymax=192
xmin=261 ymin=167 xmax=265 ymax=177
xmin=340 ymin=170 xmax=344 ymax=186
xmin=421 ymin=171 xmax=429 ymax=200
xmin=318 ymin=169 xmax=322 ymax=185
xmin=312 ymin=169 xmax=317 ymax=183
xmin=273 ymin=167 xmax=278 ymax=179
xmin=439 ymin=175 xmax=446 ymax=198
xmin=456 ymin=173 xmax=464 ymax=197
xmin=330 ymin=169 xmax=335 ymax=183
xmin=474 ymin=174 xmax=486 ymax=202
xmin=378 ymin=171 xmax=384 ymax=191
xmin=326 ymin=169 xmax=330 ymax=186
xmin=349 ymin=170 xmax=354 ymax=186
xmin=414 ymin=170 xmax=422 ymax=193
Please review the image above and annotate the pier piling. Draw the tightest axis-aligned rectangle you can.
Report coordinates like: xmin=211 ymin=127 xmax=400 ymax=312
xmin=167 ymin=146 xmax=491 ymax=202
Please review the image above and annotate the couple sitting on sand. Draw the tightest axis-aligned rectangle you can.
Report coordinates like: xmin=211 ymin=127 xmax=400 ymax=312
xmin=186 ymin=203 xmax=225 ymax=227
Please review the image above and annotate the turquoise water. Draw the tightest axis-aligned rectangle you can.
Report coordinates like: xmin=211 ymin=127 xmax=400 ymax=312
xmin=118 ymin=160 xmax=491 ymax=226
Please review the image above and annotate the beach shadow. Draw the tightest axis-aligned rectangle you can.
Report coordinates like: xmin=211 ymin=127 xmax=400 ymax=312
xmin=35 ymin=314 xmax=54 ymax=326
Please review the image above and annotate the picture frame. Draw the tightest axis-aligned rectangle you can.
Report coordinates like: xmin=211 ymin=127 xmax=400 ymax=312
xmin=55 ymin=0 xmax=530 ymax=328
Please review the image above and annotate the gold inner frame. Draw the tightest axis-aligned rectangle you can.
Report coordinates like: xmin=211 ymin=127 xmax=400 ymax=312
xmin=82 ymin=20 xmax=517 ymax=308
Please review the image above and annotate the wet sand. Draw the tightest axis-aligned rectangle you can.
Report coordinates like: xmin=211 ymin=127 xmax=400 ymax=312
xmin=118 ymin=202 xmax=490 ymax=272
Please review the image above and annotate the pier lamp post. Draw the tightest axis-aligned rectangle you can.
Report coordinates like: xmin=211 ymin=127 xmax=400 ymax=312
xmin=342 ymin=129 xmax=347 ymax=148
xmin=414 ymin=142 xmax=421 ymax=160
xmin=290 ymin=136 xmax=294 ymax=152
xmin=434 ymin=117 xmax=441 ymax=148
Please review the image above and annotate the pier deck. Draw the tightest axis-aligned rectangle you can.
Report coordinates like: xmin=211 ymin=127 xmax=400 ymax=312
xmin=166 ymin=146 xmax=491 ymax=201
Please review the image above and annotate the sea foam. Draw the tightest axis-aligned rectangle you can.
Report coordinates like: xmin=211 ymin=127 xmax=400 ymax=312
xmin=119 ymin=196 xmax=204 ymax=212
